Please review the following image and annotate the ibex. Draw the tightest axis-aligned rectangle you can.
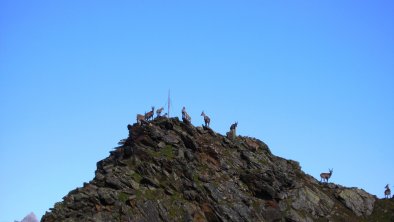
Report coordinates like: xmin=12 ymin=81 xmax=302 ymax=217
xmin=156 ymin=107 xmax=164 ymax=118
xmin=385 ymin=184 xmax=391 ymax=199
xmin=182 ymin=107 xmax=191 ymax=122
xmin=227 ymin=121 xmax=238 ymax=140
xmin=201 ymin=111 xmax=210 ymax=127
xmin=320 ymin=169 xmax=333 ymax=183
xmin=136 ymin=114 xmax=145 ymax=125
xmin=145 ymin=106 xmax=155 ymax=121
xmin=230 ymin=121 xmax=238 ymax=131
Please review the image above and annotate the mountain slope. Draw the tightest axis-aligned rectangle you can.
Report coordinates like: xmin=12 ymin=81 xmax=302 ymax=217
xmin=42 ymin=117 xmax=394 ymax=221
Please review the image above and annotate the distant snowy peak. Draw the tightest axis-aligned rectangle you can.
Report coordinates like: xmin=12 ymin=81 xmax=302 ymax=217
xmin=18 ymin=212 xmax=38 ymax=222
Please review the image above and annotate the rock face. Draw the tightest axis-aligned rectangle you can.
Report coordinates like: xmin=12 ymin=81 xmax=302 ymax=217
xmin=42 ymin=117 xmax=394 ymax=221
xmin=337 ymin=188 xmax=375 ymax=217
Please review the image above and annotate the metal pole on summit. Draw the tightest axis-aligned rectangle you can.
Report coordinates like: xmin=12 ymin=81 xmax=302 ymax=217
xmin=168 ymin=89 xmax=170 ymax=118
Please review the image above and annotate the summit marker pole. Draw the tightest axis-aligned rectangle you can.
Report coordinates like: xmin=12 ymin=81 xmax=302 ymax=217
xmin=168 ymin=89 xmax=170 ymax=118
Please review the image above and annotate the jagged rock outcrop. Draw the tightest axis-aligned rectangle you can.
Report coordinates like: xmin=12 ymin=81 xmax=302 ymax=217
xmin=42 ymin=117 xmax=394 ymax=221
xmin=337 ymin=188 xmax=375 ymax=217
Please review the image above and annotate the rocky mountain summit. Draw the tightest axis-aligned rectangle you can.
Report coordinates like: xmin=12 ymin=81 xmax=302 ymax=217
xmin=42 ymin=117 xmax=394 ymax=221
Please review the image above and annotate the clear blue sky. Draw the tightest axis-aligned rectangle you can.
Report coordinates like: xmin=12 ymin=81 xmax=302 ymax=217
xmin=1 ymin=1 xmax=393 ymax=221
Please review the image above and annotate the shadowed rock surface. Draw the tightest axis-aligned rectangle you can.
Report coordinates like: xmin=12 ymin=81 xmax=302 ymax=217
xmin=41 ymin=117 xmax=394 ymax=221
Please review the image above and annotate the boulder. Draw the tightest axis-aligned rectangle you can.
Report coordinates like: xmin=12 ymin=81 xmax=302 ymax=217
xmin=337 ymin=188 xmax=375 ymax=216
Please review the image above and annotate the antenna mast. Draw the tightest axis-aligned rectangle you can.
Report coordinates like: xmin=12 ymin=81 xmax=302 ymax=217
xmin=168 ymin=89 xmax=171 ymax=118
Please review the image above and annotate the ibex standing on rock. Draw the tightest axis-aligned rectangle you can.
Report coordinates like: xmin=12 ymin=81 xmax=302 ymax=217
xmin=136 ymin=114 xmax=145 ymax=126
xmin=320 ymin=169 xmax=333 ymax=183
xmin=136 ymin=106 xmax=154 ymax=125
xmin=385 ymin=184 xmax=391 ymax=199
xmin=182 ymin=107 xmax=191 ymax=122
xmin=231 ymin=121 xmax=238 ymax=137
xmin=145 ymin=106 xmax=155 ymax=121
xmin=227 ymin=121 xmax=238 ymax=140
xmin=230 ymin=122 xmax=238 ymax=132
xmin=201 ymin=111 xmax=210 ymax=127
xmin=156 ymin=107 xmax=164 ymax=118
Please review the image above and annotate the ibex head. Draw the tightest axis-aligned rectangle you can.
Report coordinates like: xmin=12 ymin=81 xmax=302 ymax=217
xmin=201 ymin=111 xmax=205 ymax=116
xmin=233 ymin=122 xmax=238 ymax=128
xmin=329 ymin=169 xmax=333 ymax=175
xmin=385 ymin=184 xmax=390 ymax=189
xmin=230 ymin=122 xmax=238 ymax=131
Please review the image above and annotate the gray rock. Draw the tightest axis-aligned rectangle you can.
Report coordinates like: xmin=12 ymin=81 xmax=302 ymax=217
xmin=72 ymin=193 xmax=89 ymax=202
xmin=337 ymin=188 xmax=375 ymax=216
xmin=180 ymin=134 xmax=198 ymax=151
xmin=97 ymin=188 xmax=115 ymax=205
xmin=184 ymin=149 xmax=195 ymax=161
xmin=183 ymin=190 xmax=199 ymax=201
xmin=162 ymin=133 xmax=179 ymax=144
xmin=157 ymin=141 xmax=166 ymax=149
xmin=285 ymin=209 xmax=314 ymax=222
xmin=140 ymin=176 xmax=160 ymax=188
xmin=204 ymin=183 xmax=224 ymax=202
xmin=95 ymin=172 xmax=105 ymax=181
xmin=150 ymin=126 xmax=165 ymax=140
xmin=291 ymin=186 xmax=334 ymax=217
xmin=105 ymin=176 xmax=124 ymax=189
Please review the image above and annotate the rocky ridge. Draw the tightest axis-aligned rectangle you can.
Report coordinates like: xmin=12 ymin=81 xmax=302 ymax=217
xmin=42 ymin=117 xmax=394 ymax=221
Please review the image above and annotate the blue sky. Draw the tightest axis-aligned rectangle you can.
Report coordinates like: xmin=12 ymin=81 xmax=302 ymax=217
xmin=1 ymin=1 xmax=393 ymax=221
